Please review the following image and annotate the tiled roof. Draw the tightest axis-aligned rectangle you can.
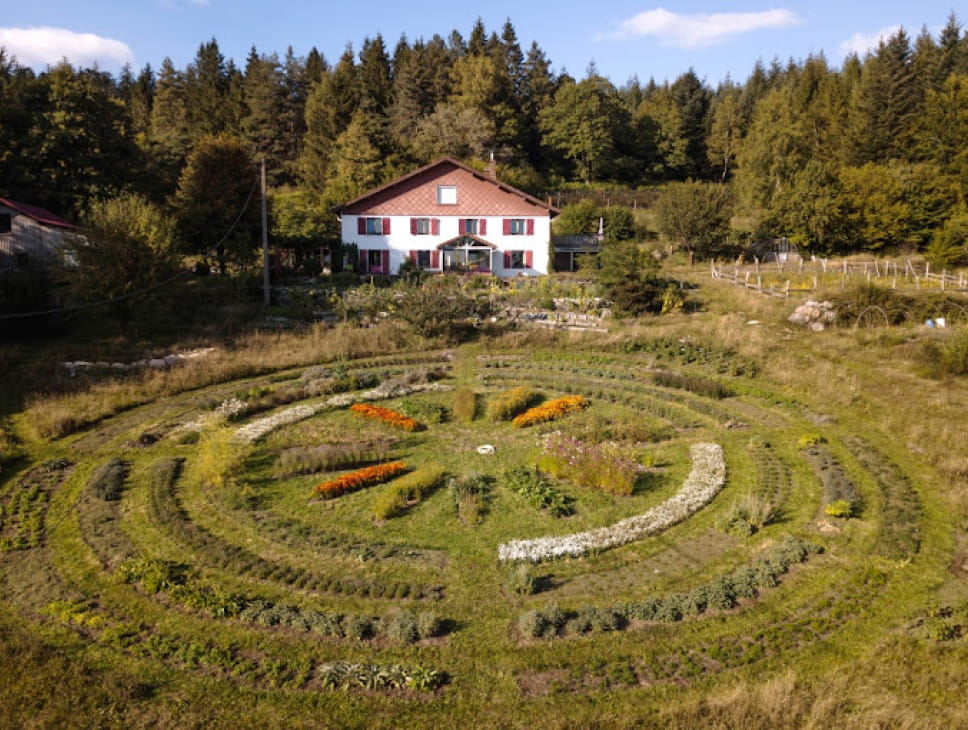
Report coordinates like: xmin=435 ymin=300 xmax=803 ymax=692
xmin=336 ymin=158 xmax=559 ymax=218
xmin=0 ymin=197 xmax=76 ymax=228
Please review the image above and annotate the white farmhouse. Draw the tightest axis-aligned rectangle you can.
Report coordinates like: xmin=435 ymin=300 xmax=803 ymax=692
xmin=334 ymin=157 xmax=559 ymax=278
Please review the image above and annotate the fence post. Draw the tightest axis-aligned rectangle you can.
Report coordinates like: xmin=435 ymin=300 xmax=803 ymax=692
xmin=785 ymin=280 xmax=790 ymax=298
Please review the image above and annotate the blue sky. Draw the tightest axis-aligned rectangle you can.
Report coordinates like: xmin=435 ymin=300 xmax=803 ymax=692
xmin=0 ymin=2 xmax=961 ymax=86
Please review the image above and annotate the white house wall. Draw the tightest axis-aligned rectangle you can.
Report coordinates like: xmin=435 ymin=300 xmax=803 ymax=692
xmin=341 ymin=215 xmax=551 ymax=277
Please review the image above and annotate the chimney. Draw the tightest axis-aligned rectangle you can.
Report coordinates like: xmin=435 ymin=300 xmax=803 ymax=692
xmin=485 ymin=150 xmax=497 ymax=179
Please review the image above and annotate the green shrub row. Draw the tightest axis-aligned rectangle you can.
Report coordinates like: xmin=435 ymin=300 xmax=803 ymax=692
xmin=0 ymin=463 xmax=65 ymax=551
xmin=88 ymin=458 xmax=128 ymax=501
xmin=275 ymin=440 xmax=393 ymax=477
xmin=503 ymin=466 xmax=575 ymax=517
xmin=248 ymin=513 xmax=432 ymax=563
xmin=517 ymin=538 xmax=820 ymax=639
xmin=372 ymin=464 xmax=447 ymax=520
xmin=148 ymin=458 xmax=442 ymax=600
xmin=117 ymin=556 xmax=445 ymax=642
xmin=615 ymin=337 xmax=759 ymax=377
xmin=801 ymin=444 xmax=861 ymax=517
xmin=842 ymin=436 xmax=922 ymax=560
xmin=652 ymin=370 xmax=732 ymax=399
xmin=98 ymin=614 xmax=446 ymax=691
xmin=486 ymin=386 xmax=541 ymax=421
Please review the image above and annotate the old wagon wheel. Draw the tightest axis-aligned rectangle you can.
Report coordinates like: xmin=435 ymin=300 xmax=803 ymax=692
xmin=852 ymin=305 xmax=890 ymax=330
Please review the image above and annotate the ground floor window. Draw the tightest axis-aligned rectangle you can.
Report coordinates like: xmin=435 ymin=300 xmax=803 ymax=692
xmin=504 ymin=250 xmax=533 ymax=269
xmin=359 ymin=249 xmax=387 ymax=274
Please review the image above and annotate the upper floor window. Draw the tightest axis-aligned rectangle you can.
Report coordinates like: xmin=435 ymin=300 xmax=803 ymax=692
xmin=436 ymin=185 xmax=457 ymax=205
xmin=503 ymin=218 xmax=534 ymax=236
xmin=410 ymin=217 xmax=439 ymax=235
xmin=358 ymin=217 xmax=390 ymax=235
xmin=461 ymin=218 xmax=487 ymax=235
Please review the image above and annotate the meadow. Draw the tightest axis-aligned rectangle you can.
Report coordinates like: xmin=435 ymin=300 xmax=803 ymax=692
xmin=1 ymin=273 xmax=966 ymax=729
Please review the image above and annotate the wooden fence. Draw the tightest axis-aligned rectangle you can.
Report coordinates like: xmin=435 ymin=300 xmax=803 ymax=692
xmin=711 ymin=258 xmax=968 ymax=298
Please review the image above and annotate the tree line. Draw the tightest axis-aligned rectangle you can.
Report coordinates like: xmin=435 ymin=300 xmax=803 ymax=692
xmin=1 ymin=15 xmax=967 ymax=262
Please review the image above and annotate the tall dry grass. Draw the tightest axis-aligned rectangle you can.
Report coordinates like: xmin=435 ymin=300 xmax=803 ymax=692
xmin=24 ymin=322 xmax=418 ymax=439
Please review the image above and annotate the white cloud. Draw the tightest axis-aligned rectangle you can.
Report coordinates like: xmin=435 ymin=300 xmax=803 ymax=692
xmin=604 ymin=7 xmax=802 ymax=48
xmin=0 ymin=26 xmax=133 ymax=69
xmin=839 ymin=25 xmax=901 ymax=57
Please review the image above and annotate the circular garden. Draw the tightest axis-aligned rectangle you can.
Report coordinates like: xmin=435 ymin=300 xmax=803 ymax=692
xmin=0 ymin=336 xmax=953 ymax=726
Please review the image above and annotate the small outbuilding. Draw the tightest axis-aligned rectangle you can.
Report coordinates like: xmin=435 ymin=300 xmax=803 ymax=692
xmin=0 ymin=197 xmax=77 ymax=269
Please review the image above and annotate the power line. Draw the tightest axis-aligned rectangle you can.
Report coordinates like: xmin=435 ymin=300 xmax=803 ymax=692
xmin=0 ymin=270 xmax=190 ymax=321
xmin=1 ymin=174 xmax=262 ymax=322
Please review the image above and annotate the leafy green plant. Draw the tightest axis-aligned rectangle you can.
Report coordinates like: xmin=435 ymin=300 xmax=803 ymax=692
xmin=397 ymin=397 xmax=449 ymax=424
xmin=719 ymin=495 xmax=778 ymax=537
xmin=506 ymin=563 xmax=538 ymax=596
xmin=384 ymin=611 xmax=420 ymax=644
xmin=503 ymin=466 xmax=575 ymax=517
xmin=448 ymin=473 xmax=491 ymax=525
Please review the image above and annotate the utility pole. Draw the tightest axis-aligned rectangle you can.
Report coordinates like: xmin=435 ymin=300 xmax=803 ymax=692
xmin=261 ymin=158 xmax=270 ymax=305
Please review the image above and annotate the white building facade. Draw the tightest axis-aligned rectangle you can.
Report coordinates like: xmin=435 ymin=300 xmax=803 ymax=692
xmin=336 ymin=158 xmax=558 ymax=278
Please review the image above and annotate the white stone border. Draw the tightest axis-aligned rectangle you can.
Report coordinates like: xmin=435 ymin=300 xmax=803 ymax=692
xmin=497 ymin=442 xmax=726 ymax=563
xmin=232 ymin=382 xmax=453 ymax=443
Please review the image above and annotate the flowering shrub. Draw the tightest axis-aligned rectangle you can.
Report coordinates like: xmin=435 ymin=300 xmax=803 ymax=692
xmin=511 ymin=395 xmax=588 ymax=428
xmin=498 ymin=442 xmax=726 ymax=562
xmin=314 ymin=461 xmax=409 ymax=499
xmin=350 ymin=403 xmax=422 ymax=432
xmin=487 ymin=386 xmax=541 ymax=421
xmin=537 ymin=433 xmax=639 ymax=496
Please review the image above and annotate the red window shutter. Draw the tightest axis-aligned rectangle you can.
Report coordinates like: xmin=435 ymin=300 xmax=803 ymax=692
xmin=503 ymin=251 xmax=511 ymax=268
xmin=525 ymin=250 xmax=534 ymax=268
xmin=409 ymin=250 xmax=416 ymax=263
xmin=503 ymin=219 xmax=511 ymax=235
xmin=410 ymin=218 xmax=417 ymax=235
xmin=382 ymin=217 xmax=391 ymax=235
xmin=431 ymin=251 xmax=440 ymax=268
xmin=479 ymin=219 xmax=486 ymax=235
xmin=526 ymin=219 xmax=535 ymax=235
xmin=359 ymin=250 xmax=367 ymax=272
xmin=431 ymin=218 xmax=439 ymax=235
xmin=357 ymin=218 xmax=366 ymax=235
xmin=458 ymin=219 xmax=465 ymax=235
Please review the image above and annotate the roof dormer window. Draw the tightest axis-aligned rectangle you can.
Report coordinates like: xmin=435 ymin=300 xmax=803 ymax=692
xmin=436 ymin=185 xmax=457 ymax=205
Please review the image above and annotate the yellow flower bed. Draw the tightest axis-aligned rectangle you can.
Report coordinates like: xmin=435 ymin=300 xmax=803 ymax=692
xmin=511 ymin=395 xmax=588 ymax=428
